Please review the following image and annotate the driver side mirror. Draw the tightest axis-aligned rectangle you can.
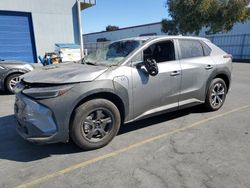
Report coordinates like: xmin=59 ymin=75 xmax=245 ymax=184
xmin=136 ymin=59 xmax=159 ymax=76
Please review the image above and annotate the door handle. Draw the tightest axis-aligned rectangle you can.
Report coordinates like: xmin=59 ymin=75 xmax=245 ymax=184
xmin=205 ymin=65 xmax=214 ymax=70
xmin=170 ymin=71 xmax=181 ymax=76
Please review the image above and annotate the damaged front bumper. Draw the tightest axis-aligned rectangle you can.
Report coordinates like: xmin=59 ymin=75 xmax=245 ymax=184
xmin=14 ymin=93 xmax=58 ymax=143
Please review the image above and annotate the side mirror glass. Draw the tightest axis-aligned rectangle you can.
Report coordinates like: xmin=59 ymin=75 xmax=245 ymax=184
xmin=136 ymin=59 xmax=159 ymax=76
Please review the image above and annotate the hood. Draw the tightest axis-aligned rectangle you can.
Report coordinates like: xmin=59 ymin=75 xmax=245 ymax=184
xmin=0 ymin=60 xmax=29 ymax=65
xmin=22 ymin=62 xmax=109 ymax=84
xmin=0 ymin=60 xmax=39 ymax=71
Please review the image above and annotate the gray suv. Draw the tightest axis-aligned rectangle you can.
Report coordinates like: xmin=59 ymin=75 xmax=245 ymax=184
xmin=14 ymin=36 xmax=232 ymax=150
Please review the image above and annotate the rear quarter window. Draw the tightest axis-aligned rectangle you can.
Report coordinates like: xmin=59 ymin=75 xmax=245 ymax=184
xmin=201 ymin=41 xmax=212 ymax=56
xmin=179 ymin=40 xmax=204 ymax=59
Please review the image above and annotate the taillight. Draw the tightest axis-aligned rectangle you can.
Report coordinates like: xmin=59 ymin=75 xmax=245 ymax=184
xmin=223 ymin=54 xmax=233 ymax=59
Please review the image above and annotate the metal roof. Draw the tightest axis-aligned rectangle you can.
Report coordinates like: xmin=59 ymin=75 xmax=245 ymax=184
xmin=80 ymin=0 xmax=96 ymax=10
xmin=84 ymin=22 xmax=161 ymax=36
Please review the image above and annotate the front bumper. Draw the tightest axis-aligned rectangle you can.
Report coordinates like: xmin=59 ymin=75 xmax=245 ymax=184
xmin=14 ymin=93 xmax=59 ymax=143
xmin=0 ymin=76 xmax=4 ymax=91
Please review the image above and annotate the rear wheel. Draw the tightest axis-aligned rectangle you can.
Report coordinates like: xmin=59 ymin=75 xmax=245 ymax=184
xmin=70 ymin=99 xmax=121 ymax=150
xmin=204 ymin=78 xmax=227 ymax=111
xmin=5 ymin=73 xmax=22 ymax=94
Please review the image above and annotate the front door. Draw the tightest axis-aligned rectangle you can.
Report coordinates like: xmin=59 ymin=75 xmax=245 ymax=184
xmin=131 ymin=40 xmax=182 ymax=120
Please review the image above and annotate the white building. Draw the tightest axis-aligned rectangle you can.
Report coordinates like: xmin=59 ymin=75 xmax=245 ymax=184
xmin=0 ymin=0 xmax=95 ymax=63
xmin=83 ymin=21 xmax=250 ymax=43
xmin=83 ymin=22 xmax=163 ymax=43
xmin=83 ymin=21 xmax=250 ymax=60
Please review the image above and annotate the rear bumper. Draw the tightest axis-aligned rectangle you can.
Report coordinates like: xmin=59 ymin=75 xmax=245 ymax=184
xmin=14 ymin=93 xmax=60 ymax=144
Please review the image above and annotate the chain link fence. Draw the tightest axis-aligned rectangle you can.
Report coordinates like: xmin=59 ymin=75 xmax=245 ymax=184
xmin=84 ymin=34 xmax=250 ymax=60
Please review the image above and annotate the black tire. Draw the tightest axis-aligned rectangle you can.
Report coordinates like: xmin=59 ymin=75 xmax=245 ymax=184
xmin=204 ymin=78 xmax=227 ymax=111
xmin=70 ymin=99 xmax=121 ymax=150
xmin=5 ymin=73 xmax=22 ymax=94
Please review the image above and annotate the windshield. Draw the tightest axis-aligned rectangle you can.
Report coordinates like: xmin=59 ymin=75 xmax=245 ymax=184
xmin=82 ymin=40 xmax=144 ymax=66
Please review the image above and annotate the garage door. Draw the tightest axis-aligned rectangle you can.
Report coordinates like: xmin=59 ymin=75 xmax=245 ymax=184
xmin=0 ymin=11 xmax=36 ymax=63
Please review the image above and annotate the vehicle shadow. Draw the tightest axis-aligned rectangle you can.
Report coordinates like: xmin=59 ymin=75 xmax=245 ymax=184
xmin=119 ymin=105 xmax=206 ymax=135
xmin=0 ymin=115 xmax=83 ymax=162
xmin=0 ymin=91 xmax=11 ymax=95
xmin=0 ymin=105 xmax=206 ymax=162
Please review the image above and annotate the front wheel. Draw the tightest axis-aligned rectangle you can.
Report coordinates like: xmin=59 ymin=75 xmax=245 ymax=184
xmin=204 ymin=78 xmax=227 ymax=111
xmin=70 ymin=99 xmax=121 ymax=150
xmin=5 ymin=73 xmax=22 ymax=94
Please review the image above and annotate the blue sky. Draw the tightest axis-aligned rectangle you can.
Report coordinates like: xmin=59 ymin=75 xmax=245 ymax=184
xmin=82 ymin=0 xmax=168 ymax=34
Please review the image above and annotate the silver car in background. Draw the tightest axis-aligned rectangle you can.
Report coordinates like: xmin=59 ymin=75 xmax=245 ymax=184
xmin=0 ymin=59 xmax=36 ymax=93
xmin=14 ymin=36 xmax=232 ymax=150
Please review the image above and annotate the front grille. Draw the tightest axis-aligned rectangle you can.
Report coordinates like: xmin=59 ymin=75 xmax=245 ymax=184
xmin=21 ymin=79 xmax=63 ymax=89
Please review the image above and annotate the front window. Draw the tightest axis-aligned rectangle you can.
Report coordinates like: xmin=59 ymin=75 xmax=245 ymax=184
xmin=143 ymin=40 xmax=176 ymax=63
xmin=83 ymin=40 xmax=144 ymax=66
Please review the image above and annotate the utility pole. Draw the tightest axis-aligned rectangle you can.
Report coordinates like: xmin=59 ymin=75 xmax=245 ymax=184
xmin=77 ymin=0 xmax=84 ymax=59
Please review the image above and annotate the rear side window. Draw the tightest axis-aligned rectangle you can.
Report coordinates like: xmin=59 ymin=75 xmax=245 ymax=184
xmin=201 ymin=41 xmax=212 ymax=56
xmin=179 ymin=40 xmax=204 ymax=59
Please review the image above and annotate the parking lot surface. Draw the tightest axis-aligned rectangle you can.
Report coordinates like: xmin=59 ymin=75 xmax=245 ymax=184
xmin=0 ymin=63 xmax=250 ymax=188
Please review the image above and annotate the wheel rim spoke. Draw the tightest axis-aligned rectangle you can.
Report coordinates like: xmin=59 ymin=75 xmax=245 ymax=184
xmin=218 ymin=88 xmax=225 ymax=96
xmin=9 ymin=77 xmax=20 ymax=89
xmin=86 ymin=129 xmax=96 ymax=139
xmin=10 ymin=80 xmax=16 ymax=84
xmin=211 ymin=91 xmax=216 ymax=97
xmin=85 ymin=116 xmax=94 ymax=125
xmin=100 ymin=117 xmax=112 ymax=129
xmin=98 ymin=128 xmax=107 ymax=137
xmin=217 ymin=96 xmax=223 ymax=104
xmin=212 ymin=97 xmax=217 ymax=106
xmin=95 ymin=110 xmax=104 ymax=120
xmin=10 ymin=80 xmax=16 ymax=87
xmin=217 ymin=83 xmax=222 ymax=91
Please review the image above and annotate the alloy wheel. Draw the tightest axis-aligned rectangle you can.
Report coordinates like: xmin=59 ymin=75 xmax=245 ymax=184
xmin=82 ymin=108 xmax=114 ymax=142
xmin=210 ymin=82 xmax=225 ymax=108
xmin=9 ymin=76 xmax=20 ymax=91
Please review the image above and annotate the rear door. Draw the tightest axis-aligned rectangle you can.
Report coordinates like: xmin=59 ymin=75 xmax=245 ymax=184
xmin=178 ymin=39 xmax=216 ymax=106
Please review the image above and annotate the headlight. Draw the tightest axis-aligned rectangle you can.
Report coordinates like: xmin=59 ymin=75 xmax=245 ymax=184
xmin=23 ymin=84 xmax=74 ymax=99
xmin=0 ymin=65 xmax=6 ymax=70
xmin=22 ymin=64 xmax=34 ymax=71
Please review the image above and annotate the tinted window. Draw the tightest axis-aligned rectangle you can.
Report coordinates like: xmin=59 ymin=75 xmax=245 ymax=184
xmin=143 ymin=40 xmax=175 ymax=63
xmin=179 ymin=40 xmax=204 ymax=59
xmin=201 ymin=41 xmax=212 ymax=56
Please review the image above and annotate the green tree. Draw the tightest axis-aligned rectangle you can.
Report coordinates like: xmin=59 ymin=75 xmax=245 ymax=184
xmin=106 ymin=25 xmax=119 ymax=32
xmin=162 ymin=0 xmax=250 ymax=35
xmin=161 ymin=19 xmax=179 ymax=35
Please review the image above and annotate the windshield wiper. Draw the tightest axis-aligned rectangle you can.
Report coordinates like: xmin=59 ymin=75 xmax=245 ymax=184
xmin=85 ymin=61 xmax=97 ymax=66
xmin=81 ymin=59 xmax=97 ymax=66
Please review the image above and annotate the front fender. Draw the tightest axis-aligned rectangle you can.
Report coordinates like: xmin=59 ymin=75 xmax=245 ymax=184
xmin=38 ymin=80 xmax=129 ymax=142
xmin=71 ymin=80 xmax=129 ymax=120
